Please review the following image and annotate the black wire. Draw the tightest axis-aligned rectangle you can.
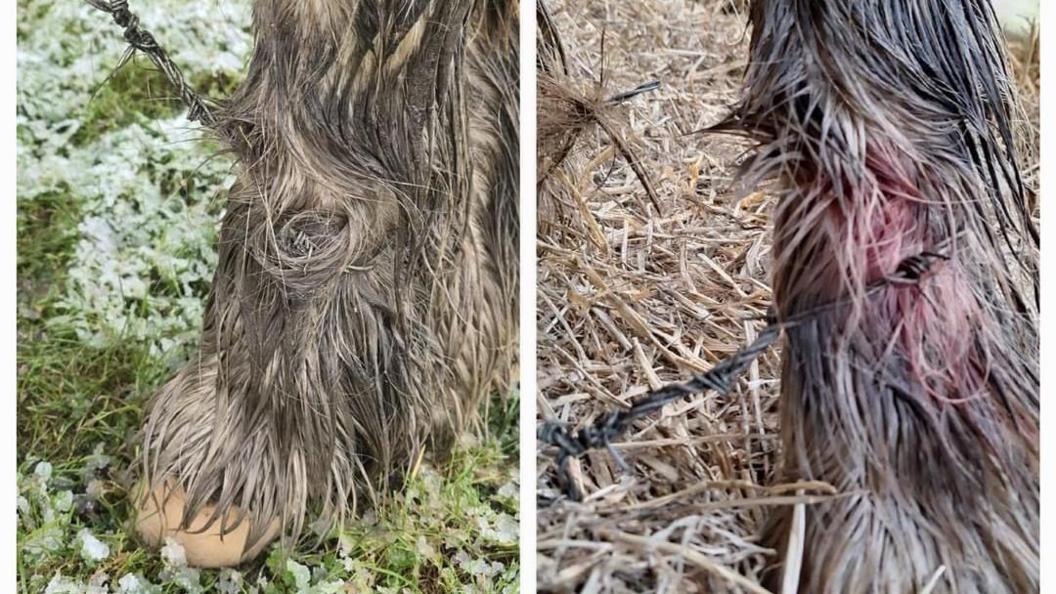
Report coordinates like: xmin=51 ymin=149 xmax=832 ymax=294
xmin=540 ymin=250 xmax=948 ymax=501
xmin=607 ymin=80 xmax=662 ymax=104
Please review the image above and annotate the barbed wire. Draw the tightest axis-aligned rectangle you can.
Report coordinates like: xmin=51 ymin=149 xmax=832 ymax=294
xmin=539 ymin=250 xmax=948 ymax=501
xmin=84 ymin=0 xmax=217 ymax=127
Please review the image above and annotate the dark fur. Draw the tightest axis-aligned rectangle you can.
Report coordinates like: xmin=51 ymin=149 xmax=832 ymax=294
xmin=719 ymin=1 xmax=1039 ymax=591
xmin=140 ymin=0 xmax=519 ymax=549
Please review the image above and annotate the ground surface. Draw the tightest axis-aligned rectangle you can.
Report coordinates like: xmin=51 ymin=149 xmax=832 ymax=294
xmin=535 ymin=1 xmax=1039 ymax=592
xmin=17 ymin=2 xmax=518 ymax=592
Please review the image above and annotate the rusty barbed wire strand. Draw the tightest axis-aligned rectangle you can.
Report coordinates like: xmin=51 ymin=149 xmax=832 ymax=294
xmin=84 ymin=0 xmax=217 ymax=127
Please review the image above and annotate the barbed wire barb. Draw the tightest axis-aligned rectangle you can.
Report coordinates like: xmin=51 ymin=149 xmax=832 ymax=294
xmin=84 ymin=0 xmax=217 ymax=127
xmin=539 ymin=250 xmax=948 ymax=501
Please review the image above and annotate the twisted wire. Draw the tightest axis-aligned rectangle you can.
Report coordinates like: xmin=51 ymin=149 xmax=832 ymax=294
xmin=84 ymin=0 xmax=216 ymax=127
xmin=539 ymin=250 xmax=946 ymax=501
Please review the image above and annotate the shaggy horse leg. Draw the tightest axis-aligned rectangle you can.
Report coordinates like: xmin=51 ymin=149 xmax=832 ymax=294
xmin=134 ymin=353 xmax=280 ymax=567
xmin=134 ymin=0 xmax=519 ymax=566
xmin=720 ymin=1 xmax=1039 ymax=592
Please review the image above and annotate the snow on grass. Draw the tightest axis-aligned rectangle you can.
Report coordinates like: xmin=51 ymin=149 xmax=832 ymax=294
xmin=18 ymin=1 xmax=251 ymax=147
xmin=43 ymin=118 xmax=232 ymax=360
xmin=19 ymin=0 xmax=250 ymax=360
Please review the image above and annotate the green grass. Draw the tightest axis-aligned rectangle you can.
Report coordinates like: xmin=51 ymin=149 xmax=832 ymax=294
xmin=17 ymin=190 xmax=81 ymax=308
xmin=70 ymin=65 xmax=184 ymax=147
xmin=17 ymin=289 xmax=520 ymax=593
xmin=70 ymin=63 xmax=242 ymax=147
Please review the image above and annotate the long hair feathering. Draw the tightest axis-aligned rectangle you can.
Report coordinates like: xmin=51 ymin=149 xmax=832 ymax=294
xmin=140 ymin=0 xmax=519 ymax=551
xmin=717 ymin=1 xmax=1038 ymax=591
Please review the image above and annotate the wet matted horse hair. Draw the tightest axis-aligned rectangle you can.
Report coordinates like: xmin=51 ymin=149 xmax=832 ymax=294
xmin=716 ymin=0 xmax=1038 ymax=591
xmin=138 ymin=0 xmax=520 ymax=552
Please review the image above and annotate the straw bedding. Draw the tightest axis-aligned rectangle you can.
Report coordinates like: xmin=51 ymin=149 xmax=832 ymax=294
xmin=534 ymin=1 xmax=1039 ymax=592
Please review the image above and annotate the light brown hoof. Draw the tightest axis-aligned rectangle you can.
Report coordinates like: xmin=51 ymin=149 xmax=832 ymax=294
xmin=133 ymin=483 xmax=281 ymax=568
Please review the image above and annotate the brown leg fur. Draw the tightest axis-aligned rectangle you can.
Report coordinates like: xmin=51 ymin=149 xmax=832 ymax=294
xmin=718 ymin=1 xmax=1039 ymax=592
xmin=135 ymin=0 xmax=519 ymax=565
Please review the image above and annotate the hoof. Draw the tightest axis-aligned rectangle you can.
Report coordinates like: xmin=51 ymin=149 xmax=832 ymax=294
xmin=133 ymin=483 xmax=281 ymax=568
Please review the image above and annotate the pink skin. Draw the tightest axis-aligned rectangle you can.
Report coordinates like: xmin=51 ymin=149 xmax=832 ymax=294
xmin=784 ymin=145 xmax=983 ymax=406
xmin=871 ymin=151 xmax=983 ymax=405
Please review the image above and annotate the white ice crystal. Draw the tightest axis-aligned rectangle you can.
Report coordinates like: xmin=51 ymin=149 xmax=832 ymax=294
xmin=116 ymin=573 xmax=162 ymax=594
xmin=286 ymin=560 xmax=312 ymax=591
xmin=43 ymin=574 xmax=80 ymax=594
xmin=215 ymin=569 xmax=244 ymax=594
xmin=34 ymin=461 xmax=53 ymax=482
xmin=493 ymin=513 xmax=519 ymax=545
xmin=43 ymin=573 xmax=107 ymax=594
xmin=51 ymin=490 xmax=73 ymax=514
xmin=77 ymin=528 xmax=110 ymax=562
xmin=159 ymin=538 xmax=203 ymax=593
xmin=160 ymin=537 xmax=187 ymax=568
xmin=496 ymin=479 xmax=518 ymax=500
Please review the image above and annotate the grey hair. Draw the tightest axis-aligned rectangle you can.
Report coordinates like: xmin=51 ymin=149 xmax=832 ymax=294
xmin=716 ymin=0 xmax=1038 ymax=591
xmin=139 ymin=0 xmax=519 ymax=551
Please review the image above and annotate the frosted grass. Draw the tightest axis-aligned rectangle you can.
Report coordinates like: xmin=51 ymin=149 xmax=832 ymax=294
xmin=19 ymin=0 xmax=251 ymax=358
